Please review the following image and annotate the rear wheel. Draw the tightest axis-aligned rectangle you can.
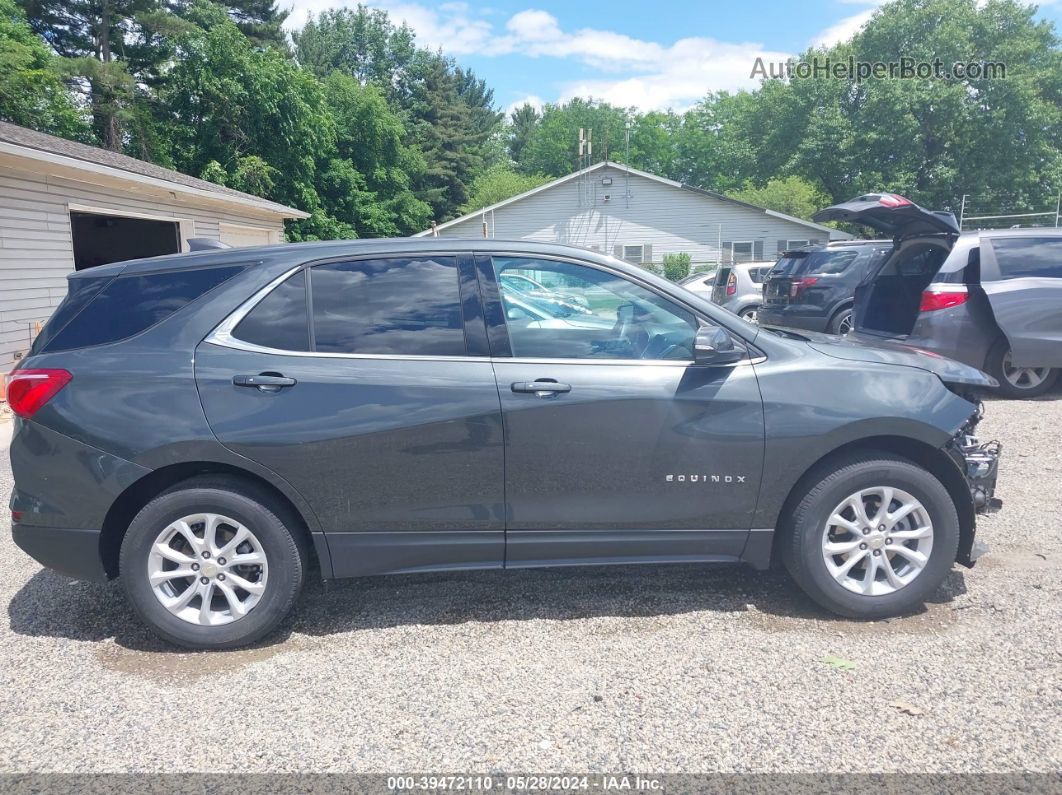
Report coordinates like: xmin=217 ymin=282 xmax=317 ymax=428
xmin=782 ymin=454 xmax=959 ymax=619
xmin=739 ymin=306 xmax=760 ymax=324
xmin=119 ymin=476 xmax=305 ymax=649
xmin=986 ymin=338 xmax=1058 ymax=399
xmin=829 ymin=306 xmax=854 ymax=335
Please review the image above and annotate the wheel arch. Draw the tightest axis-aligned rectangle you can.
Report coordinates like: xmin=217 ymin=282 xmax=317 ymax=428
xmin=769 ymin=434 xmax=975 ymax=567
xmin=99 ymin=461 xmax=330 ymax=579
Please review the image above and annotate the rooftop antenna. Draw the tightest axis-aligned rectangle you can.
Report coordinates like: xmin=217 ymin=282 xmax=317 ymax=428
xmin=624 ymin=118 xmax=632 ymax=208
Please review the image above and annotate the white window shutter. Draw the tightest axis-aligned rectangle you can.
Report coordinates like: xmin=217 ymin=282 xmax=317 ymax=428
xmin=613 ymin=244 xmax=623 ymax=259
xmin=643 ymin=244 xmax=653 ymax=264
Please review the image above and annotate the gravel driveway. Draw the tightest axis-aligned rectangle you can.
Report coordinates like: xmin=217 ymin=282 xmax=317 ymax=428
xmin=0 ymin=389 xmax=1059 ymax=775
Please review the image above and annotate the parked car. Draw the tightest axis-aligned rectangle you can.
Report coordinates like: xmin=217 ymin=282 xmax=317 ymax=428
xmin=677 ymin=269 xmax=716 ymax=295
xmin=689 ymin=261 xmax=772 ymax=322
xmin=813 ymin=194 xmax=1062 ymax=398
xmin=7 ymin=238 xmax=1000 ymax=649
xmin=499 ymin=271 xmax=592 ymax=315
xmin=759 ymin=241 xmax=893 ymax=334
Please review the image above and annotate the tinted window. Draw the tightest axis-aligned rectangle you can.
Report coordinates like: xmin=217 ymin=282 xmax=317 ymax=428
xmin=31 ymin=275 xmax=112 ymax=355
xmin=44 ymin=265 xmax=243 ymax=352
xmin=233 ymin=270 xmax=309 ymax=351
xmin=990 ymin=238 xmax=1062 ymax=279
xmin=748 ymin=267 xmax=770 ymax=284
xmin=492 ymin=257 xmax=698 ymax=360
xmin=311 ymin=257 xmax=466 ymax=355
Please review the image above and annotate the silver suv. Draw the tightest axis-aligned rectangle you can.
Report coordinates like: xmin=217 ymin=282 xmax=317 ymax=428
xmin=701 ymin=261 xmax=774 ymax=322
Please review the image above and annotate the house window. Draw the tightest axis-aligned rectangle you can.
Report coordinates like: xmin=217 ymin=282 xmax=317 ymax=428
xmin=731 ymin=242 xmax=754 ymax=263
xmin=622 ymin=245 xmax=644 ymax=264
xmin=787 ymin=239 xmax=810 ymax=249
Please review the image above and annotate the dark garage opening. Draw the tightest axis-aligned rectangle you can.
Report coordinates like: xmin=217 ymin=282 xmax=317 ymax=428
xmin=70 ymin=211 xmax=180 ymax=271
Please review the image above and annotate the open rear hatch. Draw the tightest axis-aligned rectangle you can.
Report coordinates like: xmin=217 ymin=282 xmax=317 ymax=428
xmin=812 ymin=194 xmax=960 ymax=237
xmin=813 ymin=194 xmax=959 ymax=339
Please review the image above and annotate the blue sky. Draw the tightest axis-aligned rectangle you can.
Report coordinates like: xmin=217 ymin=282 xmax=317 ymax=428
xmin=283 ymin=0 xmax=1062 ymax=113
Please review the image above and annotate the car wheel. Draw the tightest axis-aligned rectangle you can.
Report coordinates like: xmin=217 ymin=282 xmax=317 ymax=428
xmin=985 ymin=338 xmax=1059 ymax=399
xmin=782 ymin=454 xmax=959 ymax=619
xmin=739 ymin=306 xmax=760 ymax=324
xmin=119 ymin=476 xmax=306 ymax=649
xmin=829 ymin=307 xmax=853 ymax=336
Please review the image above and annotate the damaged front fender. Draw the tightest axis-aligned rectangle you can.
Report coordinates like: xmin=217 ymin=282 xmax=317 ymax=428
xmin=946 ymin=404 xmax=1002 ymax=566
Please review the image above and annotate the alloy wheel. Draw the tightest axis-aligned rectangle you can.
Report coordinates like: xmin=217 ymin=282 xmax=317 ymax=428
xmin=147 ymin=513 xmax=269 ymax=626
xmin=821 ymin=487 xmax=934 ymax=596
xmin=1001 ymin=350 xmax=1051 ymax=391
xmin=836 ymin=311 xmax=853 ymax=335
xmin=740 ymin=307 xmax=759 ymax=324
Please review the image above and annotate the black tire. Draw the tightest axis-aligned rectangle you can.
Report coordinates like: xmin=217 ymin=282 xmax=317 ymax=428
xmin=828 ymin=306 xmax=853 ymax=335
xmin=119 ymin=475 xmax=305 ymax=649
xmin=984 ymin=338 xmax=1059 ymax=399
xmin=781 ymin=454 xmax=959 ymax=619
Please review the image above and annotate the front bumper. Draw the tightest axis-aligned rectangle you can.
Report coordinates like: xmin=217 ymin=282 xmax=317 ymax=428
xmin=950 ymin=425 xmax=1002 ymax=566
xmin=12 ymin=523 xmax=109 ymax=581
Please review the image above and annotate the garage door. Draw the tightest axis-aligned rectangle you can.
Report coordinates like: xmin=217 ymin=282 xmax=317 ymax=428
xmin=219 ymin=223 xmax=274 ymax=248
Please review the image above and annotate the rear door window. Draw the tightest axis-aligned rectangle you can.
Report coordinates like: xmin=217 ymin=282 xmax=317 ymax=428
xmin=233 ymin=270 xmax=310 ymax=351
xmin=310 ymin=256 xmax=467 ymax=356
xmin=990 ymin=238 xmax=1062 ymax=279
xmin=41 ymin=265 xmax=244 ymax=353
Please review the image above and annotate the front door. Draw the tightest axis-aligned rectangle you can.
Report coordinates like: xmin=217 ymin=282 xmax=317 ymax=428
xmin=982 ymin=236 xmax=1062 ymax=367
xmin=195 ymin=253 xmax=505 ymax=578
xmin=478 ymin=254 xmax=765 ymax=568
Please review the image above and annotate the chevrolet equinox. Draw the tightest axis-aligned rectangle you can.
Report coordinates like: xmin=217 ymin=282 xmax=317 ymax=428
xmin=7 ymin=238 xmax=1001 ymax=648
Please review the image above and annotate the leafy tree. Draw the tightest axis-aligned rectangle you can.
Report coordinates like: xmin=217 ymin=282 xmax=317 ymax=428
xmin=322 ymin=72 xmax=431 ymax=235
xmin=0 ymin=0 xmax=89 ymax=138
xmin=730 ymin=176 xmax=831 ymax=220
xmin=508 ymin=102 xmax=539 ymax=164
xmin=518 ymin=98 xmax=632 ymax=176
xmin=460 ymin=165 xmax=549 ymax=214
xmin=160 ymin=15 xmax=337 ymax=238
xmin=293 ymin=5 xmax=416 ymax=85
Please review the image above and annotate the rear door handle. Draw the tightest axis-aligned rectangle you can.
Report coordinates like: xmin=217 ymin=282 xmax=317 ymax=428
xmin=511 ymin=380 xmax=571 ymax=397
xmin=233 ymin=373 xmax=297 ymax=391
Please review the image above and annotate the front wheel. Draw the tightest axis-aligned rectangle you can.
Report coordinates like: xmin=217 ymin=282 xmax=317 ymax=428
xmin=985 ymin=338 xmax=1058 ymax=399
xmin=739 ymin=306 xmax=760 ymax=324
xmin=782 ymin=454 xmax=959 ymax=619
xmin=119 ymin=476 xmax=306 ymax=649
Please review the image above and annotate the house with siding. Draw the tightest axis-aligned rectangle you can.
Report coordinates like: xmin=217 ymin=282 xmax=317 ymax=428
xmin=0 ymin=121 xmax=307 ymax=374
xmin=417 ymin=161 xmax=850 ymax=267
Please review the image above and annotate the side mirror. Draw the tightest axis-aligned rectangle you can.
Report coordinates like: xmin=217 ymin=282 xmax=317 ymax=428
xmin=694 ymin=326 xmax=745 ymax=365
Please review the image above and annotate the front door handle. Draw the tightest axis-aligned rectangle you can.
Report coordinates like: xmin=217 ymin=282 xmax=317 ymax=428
xmin=233 ymin=373 xmax=297 ymax=392
xmin=511 ymin=380 xmax=572 ymax=397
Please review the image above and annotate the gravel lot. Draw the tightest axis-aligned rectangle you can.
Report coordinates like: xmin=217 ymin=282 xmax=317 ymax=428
xmin=0 ymin=388 xmax=1059 ymax=775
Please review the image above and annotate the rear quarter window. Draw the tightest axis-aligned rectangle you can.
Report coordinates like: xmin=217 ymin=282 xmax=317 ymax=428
xmin=41 ymin=265 xmax=244 ymax=353
xmin=990 ymin=238 xmax=1062 ymax=279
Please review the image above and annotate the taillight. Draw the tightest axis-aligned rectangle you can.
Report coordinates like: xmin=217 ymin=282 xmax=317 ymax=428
xmin=790 ymin=277 xmax=818 ymax=298
xmin=726 ymin=272 xmax=737 ymax=296
xmin=920 ymin=284 xmax=969 ymax=312
xmin=878 ymin=193 xmax=913 ymax=208
xmin=4 ymin=369 xmax=72 ymax=419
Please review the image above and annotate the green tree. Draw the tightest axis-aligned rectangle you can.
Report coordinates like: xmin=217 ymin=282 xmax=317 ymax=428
xmin=0 ymin=0 xmax=89 ymax=138
xmin=161 ymin=16 xmax=338 ymax=238
xmin=730 ymin=176 xmax=831 ymax=220
xmin=508 ymin=102 xmax=539 ymax=164
xmin=292 ymin=5 xmax=416 ymax=84
xmin=460 ymin=165 xmax=549 ymax=214
xmin=518 ymin=98 xmax=632 ymax=176
xmin=322 ymin=72 xmax=431 ymax=235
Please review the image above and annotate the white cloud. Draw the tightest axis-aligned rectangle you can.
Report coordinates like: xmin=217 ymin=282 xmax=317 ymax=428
xmin=811 ymin=8 xmax=875 ymax=47
xmin=503 ymin=94 xmax=544 ymax=117
xmin=282 ymin=2 xmax=885 ymax=110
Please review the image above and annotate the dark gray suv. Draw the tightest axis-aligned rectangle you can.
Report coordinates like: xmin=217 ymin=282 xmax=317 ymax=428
xmin=7 ymin=239 xmax=1001 ymax=648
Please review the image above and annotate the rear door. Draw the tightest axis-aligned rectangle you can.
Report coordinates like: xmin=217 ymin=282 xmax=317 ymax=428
xmin=981 ymin=236 xmax=1062 ymax=367
xmin=479 ymin=253 xmax=765 ymax=568
xmin=195 ymin=253 xmax=506 ymax=577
